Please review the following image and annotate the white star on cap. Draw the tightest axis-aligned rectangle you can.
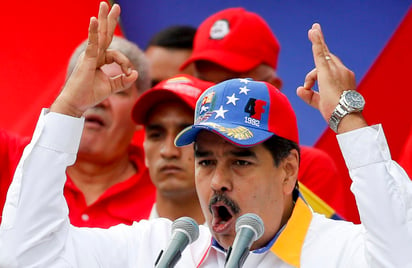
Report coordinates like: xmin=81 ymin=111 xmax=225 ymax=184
xmin=226 ymin=93 xmax=239 ymax=105
xmin=239 ymin=86 xmax=250 ymax=95
xmin=239 ymin=78 xmax=250 ymax=84
xmin=200 ymin=106 xmax=209 ymax=113
xmin=214 ymin=105 xmax=228 ymax=119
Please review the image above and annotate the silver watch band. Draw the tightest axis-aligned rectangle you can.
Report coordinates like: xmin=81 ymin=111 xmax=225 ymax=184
xmin=329 ymin=104 xmax=348 ymax=133
xmin=328 ymin=90 xmax=365 ymax=133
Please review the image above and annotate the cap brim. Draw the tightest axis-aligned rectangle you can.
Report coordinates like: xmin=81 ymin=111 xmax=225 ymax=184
xmin=180 ymin=49 xmax=261 ymax=73
xmin=132 ymin=90 xmax=195 ymax=125
xmin=175 ymin=122 xmax=274 ymax=148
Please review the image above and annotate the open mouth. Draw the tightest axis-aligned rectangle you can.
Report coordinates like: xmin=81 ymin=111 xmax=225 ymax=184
xmin=210 ymin=202 xmax=235 ymax=232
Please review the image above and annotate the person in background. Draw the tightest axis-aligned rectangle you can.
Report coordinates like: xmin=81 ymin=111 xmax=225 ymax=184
xmin=1 ymin=4 xmax=411 ymax=266
xmin=145 ymin=25 xmax=197 ymax=87
xmin=132 ymin=74 xmax=214 ymax=223
xmin=0 ymin=35 xmax=156 ymax=228
xmin=60 ymin=36 xmax=155 ymax=227
xmin=180 ymin=7 xmax=347 ymax=220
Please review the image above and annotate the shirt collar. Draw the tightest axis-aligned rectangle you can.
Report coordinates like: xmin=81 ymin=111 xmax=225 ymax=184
xmin=211 ymin=192 xmax=313 ymax=267
xmin=270 ymin=195 xmax=312 ymax=267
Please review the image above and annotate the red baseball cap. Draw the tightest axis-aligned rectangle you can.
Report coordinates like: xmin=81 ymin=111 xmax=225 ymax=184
xmin=132 ymin=74 xmax=215 ymax=125
xmin=175 ymin=78 xmax=298 ymax=147
xmin=180 ymin=7 xmax=280 ymax=72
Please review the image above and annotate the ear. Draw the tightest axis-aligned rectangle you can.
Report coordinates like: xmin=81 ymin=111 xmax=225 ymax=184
xmin=282 ymin=149 xmax=299 ymax=195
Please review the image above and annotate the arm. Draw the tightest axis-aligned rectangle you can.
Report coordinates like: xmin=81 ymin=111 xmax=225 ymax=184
xmin=0 ymin=2 xmax=138 ymax=266
xmin=338 ymin=124 xmax=412 ymax=267
xmin=297 ymin=23 xmax=412 ymax=267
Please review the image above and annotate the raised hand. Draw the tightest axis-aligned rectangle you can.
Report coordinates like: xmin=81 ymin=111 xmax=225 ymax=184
xmin=296 ymin=23 xmax=366 ymax=133
xmin=51 ymin=2 xmax=138 ymax=117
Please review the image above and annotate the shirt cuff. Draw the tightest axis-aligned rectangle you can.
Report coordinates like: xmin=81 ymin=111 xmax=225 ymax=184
xmin=36 ymin=108 xmax=85 ymax=154
xmin=337 ymin=124 xmax=392 ymax=170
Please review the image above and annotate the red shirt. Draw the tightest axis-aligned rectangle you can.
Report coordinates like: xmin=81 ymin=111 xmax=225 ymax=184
xmin=0 ymin=129 xmax=155 ymax=228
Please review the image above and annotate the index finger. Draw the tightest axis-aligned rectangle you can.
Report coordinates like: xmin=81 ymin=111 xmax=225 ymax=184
xmin=309 ymin=23 xmax=331 ymax=69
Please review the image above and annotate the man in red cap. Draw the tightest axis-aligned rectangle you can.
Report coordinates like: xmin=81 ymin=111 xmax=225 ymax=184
xmin=132 ymin=74 xmax=214 ymax=224
xmin=181 ymin=7 xmax=347 ymax=220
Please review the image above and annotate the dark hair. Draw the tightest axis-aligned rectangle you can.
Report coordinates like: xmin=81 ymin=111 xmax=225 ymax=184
xmin=262 ymin=135 xmax=300 ymax=167
xmin=263 ymin=135 xmax=300 ymax=199
xmin=147 ymin=25 xmax=197 ymax=49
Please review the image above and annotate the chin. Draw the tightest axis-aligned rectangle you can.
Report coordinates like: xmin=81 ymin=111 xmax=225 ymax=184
xmin=214 ymin=234 xmax=235 ymax=250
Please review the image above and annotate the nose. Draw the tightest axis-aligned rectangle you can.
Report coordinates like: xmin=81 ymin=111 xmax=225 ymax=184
xmin=210 ymin=164 xmax=233 ymax=193
xmin=160 ymin=134 xmax=180 ymax=159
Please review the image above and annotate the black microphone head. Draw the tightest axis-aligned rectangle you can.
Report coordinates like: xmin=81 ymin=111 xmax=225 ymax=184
xmin=171 ymin=217 xmax=199 ymax=244
xmin=235 ymin=213 xmax=264 ymax=241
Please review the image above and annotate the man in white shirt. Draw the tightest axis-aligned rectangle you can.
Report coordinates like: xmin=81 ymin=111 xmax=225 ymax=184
xmin=0 ymin=2 xmax=411 ymax=267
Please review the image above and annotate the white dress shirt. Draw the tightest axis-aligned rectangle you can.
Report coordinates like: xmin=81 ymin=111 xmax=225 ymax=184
xmin=0 ymin=110 xmax=411 ymax=267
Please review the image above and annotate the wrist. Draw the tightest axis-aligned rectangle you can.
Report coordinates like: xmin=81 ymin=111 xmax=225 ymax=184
xmin=328 ymin=90 xmax=365 ymax=133
xmin=336 ymin=113 xmax=368 ymax=134
xmin=50 ymin=96 xmax=85 ymax=118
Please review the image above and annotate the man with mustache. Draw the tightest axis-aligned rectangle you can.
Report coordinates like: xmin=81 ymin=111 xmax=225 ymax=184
xmin=1 ymin=2 xmax=411 ymax=267
xmin=181 ymin=7 xmax=348 ymax=220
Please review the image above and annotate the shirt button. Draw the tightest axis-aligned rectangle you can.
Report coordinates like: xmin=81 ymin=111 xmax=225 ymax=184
xmin=81 ymin=214 xmax=90 ymax=221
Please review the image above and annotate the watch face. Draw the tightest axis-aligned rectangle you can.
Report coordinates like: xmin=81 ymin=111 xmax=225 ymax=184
xmin=344 ymin=90 xmax=365 ymax=109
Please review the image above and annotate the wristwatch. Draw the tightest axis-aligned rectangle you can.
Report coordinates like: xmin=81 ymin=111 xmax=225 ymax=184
xmin=328 ymin=90 xmax=365 ymax=133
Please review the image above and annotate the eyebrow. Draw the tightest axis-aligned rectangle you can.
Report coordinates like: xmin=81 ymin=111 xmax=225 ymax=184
xmin=194 ymin=147 xmax=257 ymax=158
xmin=145 ymin=124 xmax=164 ymax=131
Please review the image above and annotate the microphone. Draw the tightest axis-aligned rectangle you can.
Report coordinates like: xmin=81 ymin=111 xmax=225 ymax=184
xmin=224 ymin=213 xmax=264 ymax=268
xmin=155 ymin=217 xmax=199 ymax=268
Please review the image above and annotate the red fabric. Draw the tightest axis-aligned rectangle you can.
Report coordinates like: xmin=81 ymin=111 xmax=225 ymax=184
xmin=0 ymin=130 xmax=30 ymax=222
xmin=64 ymin=145 xmax=156 ymax=228
xmin=399 ymin=127 xmax=412 ymax=179
xmin=181 ymin=7 xmax=280 ymax=72
xmin=299 ymin=146 xmax=347 ymax=217
xmin=315 ymin=7 xmax=412 ymax=223
xmin=0 ymin=0 xmax=122 ymax=137
xmin=0 ymin=130 xmax=155 ymax=227
xmin=132 ymin=74 xmax=214 ymax=125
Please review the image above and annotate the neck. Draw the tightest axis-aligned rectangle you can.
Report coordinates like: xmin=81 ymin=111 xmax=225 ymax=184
xmin=67 ymin=154 xmax=136 ymax=205
xmin=156 ymin=191 xmax=205 ymax=224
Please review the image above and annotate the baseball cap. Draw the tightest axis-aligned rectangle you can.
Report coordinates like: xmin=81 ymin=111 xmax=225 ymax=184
xmin=175 ymin=78 xmax=298 ymax=147
xmin=180 ymin=7 xmax=280 ymax=73
xmin=132 ymin=74 xmax=214 ymax=125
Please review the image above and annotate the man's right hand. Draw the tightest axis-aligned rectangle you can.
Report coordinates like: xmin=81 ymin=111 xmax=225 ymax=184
xmin=50 ymin=2 xmax=138 ymax=117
